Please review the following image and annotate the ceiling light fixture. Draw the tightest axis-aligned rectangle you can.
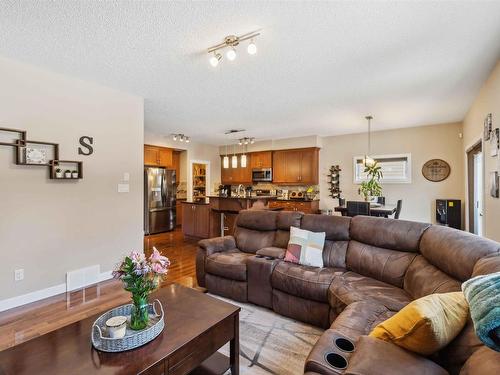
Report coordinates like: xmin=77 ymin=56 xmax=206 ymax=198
xmin=231 ymin=144 xmax=238 ymax=168
xmin=209 ymin=51 xmax=222 ymax=67
xmin=223 ymin=144 xmax=229 ymax=169
xmin=207 ymin=30 xmax=261 ymax=67
xmin=226 ymin=47 xmax=237 ymax=61
xmin=238 ymin=137 xmax=255 ymax=145
xmin=364 ymin=116 xmax=375 ymax=167
xmin=247 ymin=39 xmax=257 ymax=55
xmin=171 ymin=133 xmax=190 ymax=143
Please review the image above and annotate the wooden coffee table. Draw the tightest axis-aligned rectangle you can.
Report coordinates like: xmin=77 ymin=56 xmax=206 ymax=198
xmin=0 ymin=284 xmax=240 ymax=375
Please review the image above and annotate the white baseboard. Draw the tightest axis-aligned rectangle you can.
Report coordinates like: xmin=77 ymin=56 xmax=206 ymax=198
xmin=0 ymin=271 xmax=114 ymax=312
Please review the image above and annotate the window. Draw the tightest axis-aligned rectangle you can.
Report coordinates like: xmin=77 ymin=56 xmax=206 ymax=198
xmin=353 ymin=154 xmax=412 ymax=184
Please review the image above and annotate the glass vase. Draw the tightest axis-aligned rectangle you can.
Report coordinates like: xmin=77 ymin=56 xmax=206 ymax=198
xmin=130 ymin=296 xmax=149 ymax=330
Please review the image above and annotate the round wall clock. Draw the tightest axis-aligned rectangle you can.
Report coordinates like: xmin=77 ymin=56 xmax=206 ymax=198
xmin=422 ymin=159 xmax=451 ymax=182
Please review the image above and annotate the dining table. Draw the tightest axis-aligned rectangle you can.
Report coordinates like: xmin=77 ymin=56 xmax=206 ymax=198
xmin=334 ymin=203 xmax=397 ymax=218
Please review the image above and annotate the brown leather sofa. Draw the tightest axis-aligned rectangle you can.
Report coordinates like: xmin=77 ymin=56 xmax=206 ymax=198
xmin=196 ymin=210 xmax=500 ymax=375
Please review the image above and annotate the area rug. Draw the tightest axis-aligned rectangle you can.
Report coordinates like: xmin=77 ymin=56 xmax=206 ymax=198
xmin=211 ymin=295 xmax=324 ymax=375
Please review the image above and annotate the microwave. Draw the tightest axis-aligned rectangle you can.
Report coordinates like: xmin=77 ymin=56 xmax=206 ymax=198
xmin=252 ymin=168 xmax=273 ymax=182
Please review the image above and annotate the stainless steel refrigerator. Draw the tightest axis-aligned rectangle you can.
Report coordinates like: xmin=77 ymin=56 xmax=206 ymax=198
xmin=144 ymin=167 xmax=176 ymax=235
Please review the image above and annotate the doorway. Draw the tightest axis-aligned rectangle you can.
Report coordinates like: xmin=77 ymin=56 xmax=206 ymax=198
xmin=467 ymin=141 xmax=483 ymax=235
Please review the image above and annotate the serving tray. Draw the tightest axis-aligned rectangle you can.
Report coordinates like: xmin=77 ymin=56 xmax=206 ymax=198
xmin=91 ymin=299 xmax=164 ymax=352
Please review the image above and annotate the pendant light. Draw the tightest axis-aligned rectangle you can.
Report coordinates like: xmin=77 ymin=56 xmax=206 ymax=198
xmin=231 ymin=144 xmax=238 ymax=168
xmin=241 ymin=143 xmax=247 ymax=168
xmin=364 ymin=115 xmax=375 ymax=167
xmin=223 ymin=144 xmax=229 ymax=169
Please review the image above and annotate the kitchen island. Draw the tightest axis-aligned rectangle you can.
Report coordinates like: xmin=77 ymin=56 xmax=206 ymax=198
xmin=182 ymin=196 xmax=320 ymax=238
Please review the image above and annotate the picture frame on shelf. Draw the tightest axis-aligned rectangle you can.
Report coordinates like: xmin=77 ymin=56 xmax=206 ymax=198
xmin=484 ymin=113 xmax=492 ymax=141
xmin=490 ymin=128 xmax=499 ymax=157
xmin=490 ymin=171 xmax=499 ymax=198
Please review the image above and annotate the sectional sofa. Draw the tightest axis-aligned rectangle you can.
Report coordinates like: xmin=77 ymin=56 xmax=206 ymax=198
xmin=196 ymin=210 xmax=500 ymax=375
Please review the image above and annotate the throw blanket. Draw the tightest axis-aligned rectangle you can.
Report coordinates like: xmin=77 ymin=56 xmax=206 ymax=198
xmin=462 ymin=271 xmax=500 ymax=351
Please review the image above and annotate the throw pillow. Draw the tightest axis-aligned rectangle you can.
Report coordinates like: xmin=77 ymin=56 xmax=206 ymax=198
xmin=284 ymin=226 xmax=326 ymax=267
xmin=369 ymin=292 xmax=469 ymax=355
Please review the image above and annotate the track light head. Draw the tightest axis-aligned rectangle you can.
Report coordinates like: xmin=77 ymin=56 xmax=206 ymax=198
xmin=247 ymin=40 xmax=257 ymax=55
xmin=210 ymin=52 xmax=222 ymax=67
xmin=226 ymin=47 xmax=236 ymax=61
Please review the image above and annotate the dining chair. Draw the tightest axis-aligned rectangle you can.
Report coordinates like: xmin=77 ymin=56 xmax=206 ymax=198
xmin=346 ymin=201 xmax=371 ymax=217
xmin=394 ymin=199 xmax=403 ymax=219
xmin=339 ymin=198 xmax=346 ymax=206
xmin=377 ymin=196 xmax=386 ymax=205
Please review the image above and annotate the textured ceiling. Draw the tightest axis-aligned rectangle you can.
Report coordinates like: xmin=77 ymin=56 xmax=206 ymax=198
xmin=1 ymin=1 xmax=500 ymax=144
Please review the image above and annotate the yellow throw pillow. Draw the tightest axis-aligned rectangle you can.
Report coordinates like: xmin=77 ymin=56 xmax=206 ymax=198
xmin=369 ymin=292 xmax=469 ymax=355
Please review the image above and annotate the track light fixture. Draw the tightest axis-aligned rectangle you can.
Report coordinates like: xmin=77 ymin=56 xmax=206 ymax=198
xmin=207 ymin=30 xmax=261 ymax=67
xmin=238 ymin=137 xmax=255 ymax=145
xmin=171 ymin=133 xmax=190 ymax=143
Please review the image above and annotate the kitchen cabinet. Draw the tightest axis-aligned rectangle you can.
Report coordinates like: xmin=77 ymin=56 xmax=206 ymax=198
xmin=220 ymin=155 xmax=252 ymax=184
xmin=269 ymin=200 xmax=319 ymax=214
xmin=272 ymin=148 xmax=319 ymax=184
xmin=176 ymin=200 xmax=184 ymax=227
xmin=182 ymin=203 xmax=210 ymax=238
xmin=144 ymin=145 xmax=173 ymax=168
xmin=250 ymin=151 xmax=272 ymax=168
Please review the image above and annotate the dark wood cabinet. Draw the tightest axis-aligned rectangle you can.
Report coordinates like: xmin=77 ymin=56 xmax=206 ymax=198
xmin=144 ymin=145 xmax=173 ymax=168
xmin=268 ymin=200 xmax=319 ymax=214
xmin=272 ymin=148 xmax=319 ymax=184
xmin=250 ymin=151 xmax=272 ymax=168
xmin=182 ymin=203 xmax=210 ymax=238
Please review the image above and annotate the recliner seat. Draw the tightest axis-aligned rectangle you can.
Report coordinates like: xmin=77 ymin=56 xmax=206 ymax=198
xmin=196 ymin=210 xmax=500 ymax=375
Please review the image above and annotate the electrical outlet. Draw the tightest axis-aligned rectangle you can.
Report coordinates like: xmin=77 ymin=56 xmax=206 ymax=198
xmin=14 ymin=268 xmax=24 ymax=281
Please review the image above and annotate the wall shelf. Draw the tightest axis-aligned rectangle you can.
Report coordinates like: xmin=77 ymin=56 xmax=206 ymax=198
xmin=16 ymin=140 xmax=59 ymax=166
xmin=1 ymin=126 xmax=83 ymax=181
xmin=0 ymin=127 xmax=26 ymax=146
xmin=50 ymin=160 xmax=83 ymax=180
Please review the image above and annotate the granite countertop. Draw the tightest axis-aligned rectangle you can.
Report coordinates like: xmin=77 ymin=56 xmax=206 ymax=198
xmin=207 ymin=195 xmax=319 ymax=202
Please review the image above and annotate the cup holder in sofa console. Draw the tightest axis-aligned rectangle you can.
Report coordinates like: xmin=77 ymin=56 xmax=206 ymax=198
xmin=334 ymin=337 xmax=355 ymax=352
xmin=324 ymin=352 xmax=348 ymax=370
xmin=255 ymin=255 xmax=265 ymax=258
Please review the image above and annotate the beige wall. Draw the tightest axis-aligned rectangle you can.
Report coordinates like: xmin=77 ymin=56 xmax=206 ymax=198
xmin=462 ymin=60 xmax=500 ymax=242
xmin=144 ymin=131 xmax=221 ymax=197
xmin=0 ymin=57 xmax=144 ymax=304
xmin=320 ymin=123 xmax=464 ymax=223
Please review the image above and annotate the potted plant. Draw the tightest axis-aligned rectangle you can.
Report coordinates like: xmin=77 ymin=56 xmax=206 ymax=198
xmin=359 ymin=161 xmax=383 ymax=201
xmin=55 ymin=168 xmax=63 ymax=179
xmin=72 ymin=170 xmax=79 ymax=178
xmin=113 ymin=248 xmax=170 ymax=330
xmin=64 ymin=169 xmax=72 ymax=178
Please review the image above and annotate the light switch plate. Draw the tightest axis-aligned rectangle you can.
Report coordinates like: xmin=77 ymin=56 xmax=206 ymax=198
xmin=123 ymin=172 xmax=130 ymax=182
xmin=118 ymin=184 xmax=130 ymax=193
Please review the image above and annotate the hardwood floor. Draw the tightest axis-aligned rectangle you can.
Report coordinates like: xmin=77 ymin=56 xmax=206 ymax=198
xmin=0 ymin=229 xmax=199 ymax=351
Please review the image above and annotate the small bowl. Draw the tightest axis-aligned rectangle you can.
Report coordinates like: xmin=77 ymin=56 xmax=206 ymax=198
xmin=105 ymin=316 xmax=127 ymax=339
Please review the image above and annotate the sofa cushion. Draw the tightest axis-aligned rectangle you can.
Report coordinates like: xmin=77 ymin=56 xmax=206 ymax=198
xmin=301 ymin=214 xmax=351 ymax=241
xmin=346 ymin=240 xmax=417 ymax=288
xmin=284 ymin=226 xmax=326 ymax=267
xmin=419 ymin=225 xmax=500 ymax=281
xmin=329 ymin=271 xmax=412 ymax=313
xmin=273 ymin=211 xmax=303 ymax=248
xmin=349 ymin=216 xmax=430 ymax=252
xmin=369 ymin=292 xmax=469 ymax=355
xmin=234 ymin=227 xmax=275 ymax=254
xmin=404 ymin=255 xmax=462 ymax=299
xmin=235 ymin=209 xmax=278 ymax=231
xmin=330 ymin=300 xmax=396 ymax=340
xmin=458 ymin=346 xmax=500 ymax=375
xmin=205 ymin=249 xmax=253 ymax=281
xmin=272 ymin=261 xmax=343 ymax=302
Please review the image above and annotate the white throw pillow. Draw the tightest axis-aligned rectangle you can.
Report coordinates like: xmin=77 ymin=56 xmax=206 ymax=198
xmin=284 ymin=226 xmax=326 ymax=267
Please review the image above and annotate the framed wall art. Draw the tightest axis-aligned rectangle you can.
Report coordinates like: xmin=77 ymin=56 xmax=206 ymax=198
xmin=484 ymin=113 xmax=492 ymax=141
xmin=490 ymin=128 xmax=499 ymax=157
xmin=491 ymin=171 xmax=499 ymax=198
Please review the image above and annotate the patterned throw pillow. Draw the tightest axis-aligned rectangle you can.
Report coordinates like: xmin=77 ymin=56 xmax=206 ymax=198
xmin=284 ymin=226 xmax=326 ymax=267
